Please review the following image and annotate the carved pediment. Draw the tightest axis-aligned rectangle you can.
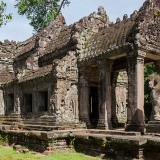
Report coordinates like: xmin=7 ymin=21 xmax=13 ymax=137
xmin=134 ymin=0 xmax=160 ymax=54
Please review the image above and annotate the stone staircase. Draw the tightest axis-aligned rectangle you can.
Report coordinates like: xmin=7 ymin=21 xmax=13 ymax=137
xmin=0 ymin=116 xmax=86 ymax=132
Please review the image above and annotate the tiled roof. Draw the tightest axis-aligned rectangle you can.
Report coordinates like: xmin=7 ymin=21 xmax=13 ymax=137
xmin=43 ymin=25 xmax=72 ymax=56
xmin=18 ymin=65 xmax=52 ymax=83
xmin=80 ymin=19 xmax=135 ymax=60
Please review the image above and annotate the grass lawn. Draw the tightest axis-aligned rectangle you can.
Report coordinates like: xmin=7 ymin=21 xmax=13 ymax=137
xmin=0 ymin=147 xmax=101 ymax=160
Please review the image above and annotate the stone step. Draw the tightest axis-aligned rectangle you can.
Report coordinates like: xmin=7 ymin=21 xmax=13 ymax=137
xmin=0 ymin=124 xmax=13 ymax=130
xmin=0 ymin=121 xmax=19 ymax=125
xmin=73 ymin=132 xmax=147 ymax=146
xmin=18 ymin=124 xmax=86 ymax=131
xmin=87 ymin=129 xmax=141 ymax=136
xmin=0 ymin=117 xmax=85 ymax=128
xmin=0 ymin=120 xmax=86 ymax=131
xmin=0 ymin=116 xmax=22 ymax=122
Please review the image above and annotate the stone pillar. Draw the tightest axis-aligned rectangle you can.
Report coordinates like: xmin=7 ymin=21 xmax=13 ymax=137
xmin=125 ymin=50 xmax=145 ymax=132
xmin=97 ymin=59 xmax=113 ymax=129
xmin=14 ymin=84 xmax=22 ymax=117
xmin=0 ymin=88 xmax=5 ymax=115
xmin=48 ymin=84 xmax=55 ymax=115
xmin=111 ymin=72 xmax=119 ymax=127
xmin=79 ymin=67 xmax=90 ymax=126
xmin=33 ymin=87 xmax=38 ymax=116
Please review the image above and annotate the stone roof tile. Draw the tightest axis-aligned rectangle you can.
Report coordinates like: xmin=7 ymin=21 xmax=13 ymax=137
xmin=81 ymin=19 xmax=135 ymax=60
xmin=19 ymin=65 xmax=52 ymax=83
xmin=42 ymin=25 xmax=72 ymax=56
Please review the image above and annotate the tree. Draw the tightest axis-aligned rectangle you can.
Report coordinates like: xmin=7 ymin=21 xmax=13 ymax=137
xmin=15 ymin=0 xmax=70 ymax=33
xmin=144 ymin=64 xmax=156 ymax=123
xmin=0 ymin=1 xmax=12 ymax=27
xmin=144 ymin=64 xmax=156 ymax=103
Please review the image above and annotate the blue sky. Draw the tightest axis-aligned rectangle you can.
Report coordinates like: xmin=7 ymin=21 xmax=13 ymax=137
xmin=1 ymin=0 xmax=145 ymax=42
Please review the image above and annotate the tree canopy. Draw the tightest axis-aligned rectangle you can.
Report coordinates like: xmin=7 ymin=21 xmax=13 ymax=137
xmin=0 ymin=1 xmax=12 ymax=27
xmin=15 ymin=0 xmax=70 ymax=33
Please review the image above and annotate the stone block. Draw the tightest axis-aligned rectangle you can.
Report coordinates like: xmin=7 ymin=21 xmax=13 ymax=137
xmin=22 ymin=149 xmax=29 ymax=154
xmin=13 ymin=145 xmax=23 ymax=151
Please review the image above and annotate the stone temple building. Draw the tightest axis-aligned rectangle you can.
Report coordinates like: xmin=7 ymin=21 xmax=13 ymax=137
xmin=0 ymin=0 xmax=159 ymax=134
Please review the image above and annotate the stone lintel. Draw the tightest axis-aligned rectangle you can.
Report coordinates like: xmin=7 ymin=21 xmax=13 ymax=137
xmin=127 ymin=50 xmax=146 ymax=60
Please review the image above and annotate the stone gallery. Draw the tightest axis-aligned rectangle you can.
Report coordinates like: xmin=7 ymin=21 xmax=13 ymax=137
xmin=0 ymin=0 xmax=160 ymax=159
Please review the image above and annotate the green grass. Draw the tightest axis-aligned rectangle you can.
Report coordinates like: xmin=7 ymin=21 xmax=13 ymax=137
xmin=48 ymin=152 xmax=100 ymax=160
xmin=0 ymin=147 xmax=101 ymax=160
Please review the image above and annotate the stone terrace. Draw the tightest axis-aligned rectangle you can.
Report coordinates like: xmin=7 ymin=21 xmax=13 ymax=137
xmin=0 ymin=0 xmax=159 ymax=159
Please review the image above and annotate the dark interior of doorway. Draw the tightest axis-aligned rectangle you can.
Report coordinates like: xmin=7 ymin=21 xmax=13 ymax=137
xmin=89 ymin=87 xmax=99 ymax=127
xmin=24 ymin=94 xmax=32 ymax=112
xmin=38 ymin=91 xmax=48 ymax=111
xmin=7 ymin=94 xmax=14 ymax=111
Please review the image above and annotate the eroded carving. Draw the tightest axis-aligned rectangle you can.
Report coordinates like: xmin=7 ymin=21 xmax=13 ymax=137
xmin=116 ymin=86 xmax=127 ymax=115
xmin=149 ymin=74 xmax=160 ymax=121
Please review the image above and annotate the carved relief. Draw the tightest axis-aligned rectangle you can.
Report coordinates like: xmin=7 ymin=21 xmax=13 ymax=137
xmin=112 ymin=71 xmax=128 ymax=125
xmin=149 ymin=74 xmax=160 ymax=121
xmin=51 ymin=50 xmax=79 ymax=123
xmin=54 ymin=51 xmax=78 ymax=79
xmin=0 ymin=90 xmax=4 ymax=115
xmin=62 ymin=84 xmax=78 ymax=122
xmin=135 ymin=0 xmax=160 ymax=51
xmin=116 ymin=86 xmax=127 ymax=115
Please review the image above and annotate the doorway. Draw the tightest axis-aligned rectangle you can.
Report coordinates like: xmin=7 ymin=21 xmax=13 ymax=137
xmin=7 ymin=94 xmax=14 ymax=111
xmin=38 ymin=91 xmax=48 ymax=111
xmin=89 ymin=87 xmax=99 ymax=125
xmin=24 ymin=94 xmax=32 ymax=112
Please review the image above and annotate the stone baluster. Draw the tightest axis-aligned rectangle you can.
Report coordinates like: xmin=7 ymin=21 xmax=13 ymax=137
xmin=125 ymin=50 xmax=146 ymax=132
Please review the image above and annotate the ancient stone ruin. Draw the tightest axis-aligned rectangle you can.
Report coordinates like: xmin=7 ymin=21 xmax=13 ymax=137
xmin=0 ymin=0 xmax=160 ymax=159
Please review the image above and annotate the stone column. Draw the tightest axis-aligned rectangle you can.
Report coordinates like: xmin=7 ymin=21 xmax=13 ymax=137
xmin=0 ymin=88 xmax=5 ymax=116
xmin=125 ymin=50 xmax=145 ymax=132
xmin=111 ymin=72 xmax=119 ymax=127
xmin=33 ymin=85 xmax=38 ymax=117
xmin=14 ymin=84 xmax=22 ymax=117
xmin=79 ymin=67 xmax=90 ymax=126
xmin=48 ymin=84 xmax=54 ymax=115
xmin=97 ymin=59 xmax=113 ymax=129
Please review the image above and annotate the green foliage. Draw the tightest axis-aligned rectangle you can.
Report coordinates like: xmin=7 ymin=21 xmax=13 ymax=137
xmin=101 ymin=141 xmax=116 ymax=154
xmin=0 ymin=134 xmax=8 ymax=145
xmin=71 ymin=137 xmax=75 ymax=149
xmin=0 ymin=1 xmax=12 ymax=27
xmin=154 ymin=11 xmax=159 ymax=17
xmin=15 ymin=0 xmax=70 ymax=32
xmin=144 ymin=64 xmax=156 ymax=103
xmin=48 ymin=152 xmax=100 ymax=160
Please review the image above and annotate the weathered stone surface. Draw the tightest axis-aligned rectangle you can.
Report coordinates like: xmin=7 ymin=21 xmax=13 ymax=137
xmin=0 ymin=0 xmax=159 ymax=140
xmin=13 ymin=144 xmax=23 ymax=151
xmin=149 ymin=74 xmax=160 ymax=121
